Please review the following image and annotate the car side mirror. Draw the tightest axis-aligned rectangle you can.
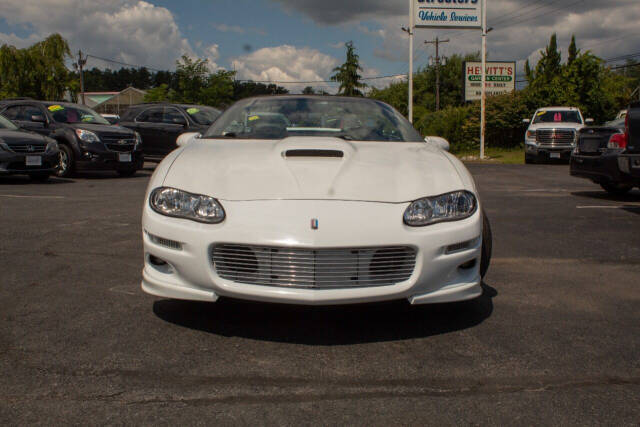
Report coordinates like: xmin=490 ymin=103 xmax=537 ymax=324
xmin=585 ymin=118 xmax=594 ymax=124
xmin=176 ymin=132 xmax=201 ymax=147
xmin=31 ymin=114 xmax=47 ymax=123
xmin=425 ymin=136 xmax=450 ymax=152
xmin=522 ymin=118 xmax=531 ymax=124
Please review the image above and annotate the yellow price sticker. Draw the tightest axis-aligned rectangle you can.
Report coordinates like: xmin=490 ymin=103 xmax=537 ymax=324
xmin=248 ymin=115 xmax=260 ymax=121
xmin=48 ymin=105 xmax=64 ymax=112
xmin=537 ymin=111 xmax=546 ymax=116
xmin=186 ymin=108 xmax=200 ymax=115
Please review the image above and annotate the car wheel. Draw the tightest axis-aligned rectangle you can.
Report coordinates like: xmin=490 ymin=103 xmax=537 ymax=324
xmin=525 ymin=155 xmax=535 ymax=164
xmin=117 ymin=169 xmax=137 ymax=177
xmin=480 ymin=210 xmax=492 ymax=279
xmin=55 ymin=144 xmax=74 ymax=178
xmin=28 ymin=172 xmax=50 ymax=182
xmin=600 ymin=182 xmax=632 ymax=195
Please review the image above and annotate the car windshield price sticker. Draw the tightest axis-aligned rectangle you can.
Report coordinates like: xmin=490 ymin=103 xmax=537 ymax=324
xmin=414 ymin=0 xmax=483 ymax=29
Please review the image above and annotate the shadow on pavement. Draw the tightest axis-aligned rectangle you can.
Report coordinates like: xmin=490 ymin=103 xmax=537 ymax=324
xmin=0 ymin=176 xmax=74 ymax=185
xmin=153 ymin=283 xmax=497 ymax=345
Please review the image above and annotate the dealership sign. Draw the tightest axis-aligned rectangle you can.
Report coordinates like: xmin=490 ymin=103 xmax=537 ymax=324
xmin=463 ymin=61 xmax=516 ymax=102
xmin=414 ymin=0 xmax=482 ymax=29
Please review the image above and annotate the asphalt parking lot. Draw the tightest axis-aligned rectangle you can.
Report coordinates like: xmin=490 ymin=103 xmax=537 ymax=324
xmin=1 ymin=163 xmax=639 ymax=424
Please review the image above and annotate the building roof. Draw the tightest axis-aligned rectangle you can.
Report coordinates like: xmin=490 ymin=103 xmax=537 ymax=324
xmin=79 ymin=87 xmax=146 ymax=109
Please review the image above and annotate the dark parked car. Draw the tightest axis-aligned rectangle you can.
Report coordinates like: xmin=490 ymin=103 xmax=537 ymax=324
xmin=0 ymin=99 xmax=143 ymax=177
xmin=119 ymin=103 xmax=221 ymax=161
xmin=0 ymin=113 xmax=59 ymax=181
xmin=570 ymin=102 xmax=640 ymax=194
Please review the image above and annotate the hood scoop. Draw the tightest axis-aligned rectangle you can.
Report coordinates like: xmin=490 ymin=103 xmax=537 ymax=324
xmin=283 ymin=149 xmax=344 ymax=158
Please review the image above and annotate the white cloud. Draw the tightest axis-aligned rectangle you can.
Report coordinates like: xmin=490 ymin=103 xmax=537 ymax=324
xmin=212 ymin=23 xmax=245 ymax=34
xmin=231 ymin=45 xmax=340 ymax=93
xmin=0 ymin=0 xmax=195 ymax=70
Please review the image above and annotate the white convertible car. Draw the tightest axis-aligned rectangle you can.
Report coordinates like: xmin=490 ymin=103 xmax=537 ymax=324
xmin=142 ymin=96 xmax=491 ymax=305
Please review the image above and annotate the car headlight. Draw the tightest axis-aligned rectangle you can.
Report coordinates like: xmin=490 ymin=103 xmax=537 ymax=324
xmin=0 ymin=138 xmax=8 ymax=151
xmin=403 ymin=191 xmax=477 ymax=227
xmin=75 ymin=129 xmax=100 ymax=143
xmin=525 ymin=130 xmax=536 ymax=144
xmin=150 ymin=187 xmax=225 ymax=224
xmin=134 ymin=131 xmax=142 ymax=149
xmin=45 ymin=140 xmax=59 ymax=153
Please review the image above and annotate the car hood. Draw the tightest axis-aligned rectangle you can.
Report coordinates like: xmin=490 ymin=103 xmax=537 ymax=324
xmin=66 ymin=123 xmax=134 ymax=137
xmin=163 ymin=137 xmax=465 ymax=203
xmin=0 ymin=129 xmax=49 ymax=145
xmin=527 ymin=122 xmax=584 ymax=130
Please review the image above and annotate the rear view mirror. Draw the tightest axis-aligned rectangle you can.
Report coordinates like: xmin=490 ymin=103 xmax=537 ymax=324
xmin=585 ymin=118 xmax=594 ymax=124
xmin=172 ymin=117 xmax=187 ymax=126
xmin=31 ymin=115 xmax=46 ymax=123
xmin=425 ymin=136 xmax=450 ymax=152
xmin=176 ymin=132 xmax=201 ymax=147
xmin=522 ymin=118 xmax=531 ymax=124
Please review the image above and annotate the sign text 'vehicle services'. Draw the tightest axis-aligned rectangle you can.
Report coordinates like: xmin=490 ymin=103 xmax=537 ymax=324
xmin=414 ymin=0 xmax=482 ymax=29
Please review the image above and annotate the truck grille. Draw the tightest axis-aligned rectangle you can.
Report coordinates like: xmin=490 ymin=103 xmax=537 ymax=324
xmin=212 ymin=244 xmax=417 ymax=289
xmin=7 ymin=143 xmax=46 ymax=153
xmin=536 ymin=129 xmax=575 ymax=146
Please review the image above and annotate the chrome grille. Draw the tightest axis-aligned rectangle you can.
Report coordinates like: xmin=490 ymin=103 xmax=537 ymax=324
xmin=102 ymin=136 xmax=136 ymax=153
xmin=212 ymin=244 xmax=417 ymax=289
xmin=536 ymin=129 xmax=575 ymax=146
xmin=7 ymin=144 xmax=46 ymax=153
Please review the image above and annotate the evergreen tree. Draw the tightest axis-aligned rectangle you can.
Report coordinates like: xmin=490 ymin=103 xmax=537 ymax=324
xmin=524 ymin=59 xmax=534 ymax=82
xmin=331 ymin=41 xmax=366 ymax=96
xmin=568 ymin=35 xmax=578 ymax=66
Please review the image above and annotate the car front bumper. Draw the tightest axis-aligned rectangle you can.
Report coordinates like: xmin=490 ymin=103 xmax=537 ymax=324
xmin=525 ymin=143 xmax=574 ymax=161
xmin=141 ymin=199 xmax=483 ymax=306
xmin=0 ymin=150 xmax=59 ymax=175
xmin=75 ymin=148 xmax=144 ymax=171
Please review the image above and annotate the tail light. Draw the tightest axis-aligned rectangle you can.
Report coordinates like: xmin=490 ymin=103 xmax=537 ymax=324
xmin=607 ymin=132 xmax=627 ymax=149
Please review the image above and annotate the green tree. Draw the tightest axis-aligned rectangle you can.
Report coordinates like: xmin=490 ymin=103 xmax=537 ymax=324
xmin=200 ymin=70 xmax=236 ymax=108
xmin=302 ymin=86 xmax=315 ymax=95
xmin=175 ymin=55 xmax=210 ymax=103
xmin=331 ymin=41 xmax=366 ymax=96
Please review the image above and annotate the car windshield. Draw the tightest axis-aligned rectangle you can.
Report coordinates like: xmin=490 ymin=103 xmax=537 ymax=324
xmin=185 ymin=106 xmax=221 ymax=125
xmin=204 ymin=97 xmax=424 ymax=142
xmin=47 ymin=104 xmax=110 ymax=125
xmin=0 ymin=114 xmax=18 ymax=130
xmin=533 ymin=110 xmax=582 ymax=124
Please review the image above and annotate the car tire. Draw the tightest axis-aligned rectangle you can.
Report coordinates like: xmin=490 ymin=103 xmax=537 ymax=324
xmin=28 ymin=172 xmax=50 ymax=182
xmin=55 ymin=144 xmax=74 ymax=178
xmin=525 ymin=155 xmax=535 ymax=164
xmin=600 ymin=182 xmax=632 ymax=195
xmin=117 ymin=169 xmax=137 ymax=177
xmin=480 ymin=210 xmax=492 ymax=279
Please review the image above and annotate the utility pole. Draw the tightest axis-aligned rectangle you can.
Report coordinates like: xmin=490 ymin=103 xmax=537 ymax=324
xmin=425 ymin=37 xmax=449 ymax=111
xmin=73 ymin=50 xmax=88 ymax=105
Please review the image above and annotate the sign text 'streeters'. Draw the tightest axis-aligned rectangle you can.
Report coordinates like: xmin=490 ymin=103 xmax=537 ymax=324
xmin=414 ymin=0 xmax=482 ymax=29
xmin=463 ymin=61 xmax=516 ymax=102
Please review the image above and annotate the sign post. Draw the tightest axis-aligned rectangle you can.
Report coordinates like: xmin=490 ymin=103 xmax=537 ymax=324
xmin=410 ymin=0 xmax=485 ymax=151
xmin=480 ymin=0 xmax=487 ymax=159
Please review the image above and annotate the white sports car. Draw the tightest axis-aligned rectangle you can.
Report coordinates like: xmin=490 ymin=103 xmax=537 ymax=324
xmin=141 ymin=96 xmax=491 ymax=305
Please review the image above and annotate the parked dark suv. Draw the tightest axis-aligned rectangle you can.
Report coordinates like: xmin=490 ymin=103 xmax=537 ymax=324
xmin=119 ymin=103 xmax=221 ymax=161
xmin=0 ymin=113 xmax=60 ymax=181
xmin=0 ymin=99 xmax=143 ymax=177
xmin=570 ymin=101 xmax=640 ymax=194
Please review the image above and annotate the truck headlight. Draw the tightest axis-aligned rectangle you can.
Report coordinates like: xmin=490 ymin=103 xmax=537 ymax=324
xmin=404 ymin=191 xmax=477 ymax=227
xmin=150 ymin=187 xmax=225 ymax=224
xmin=45 ymin=141 xmax=59 ymax=153
xmin=134 ymin=131 xmax=142 ymax=150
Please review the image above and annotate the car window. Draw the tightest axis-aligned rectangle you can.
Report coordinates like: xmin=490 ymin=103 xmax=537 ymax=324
xmin=23 ymin=105 xmax=45 ymax=121
xmin=0 ymin=114 xmax=19 ymax=130
xmin=48 ymin=104 xmax=110 ymax=125
xmin=2 ymin=105 xmax=23 ymax=121
xmin=533 ymin=110 xmax=582 ymax=124
xmin=136 ymin=107 xmax=164 ymax=123
xmin=185 ymin=106 xmax=221 ymax=125
xmin=163 ymin=107 xmax=187 ymax=125
xmin=205 ymin=97 xmax=424 ymax=142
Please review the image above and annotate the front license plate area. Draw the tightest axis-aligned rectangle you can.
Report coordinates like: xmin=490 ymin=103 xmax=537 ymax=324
xmin=26 ymin=156 xmax=42 ymax=166
xmin=118 ymin=153 xmax=132 ymax=162
xmin=550 ymin=152 xmax=561 ymax=159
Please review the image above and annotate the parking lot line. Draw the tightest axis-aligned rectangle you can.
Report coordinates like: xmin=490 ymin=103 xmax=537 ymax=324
xmin=0 ymin=194 xmax=65 ymax=199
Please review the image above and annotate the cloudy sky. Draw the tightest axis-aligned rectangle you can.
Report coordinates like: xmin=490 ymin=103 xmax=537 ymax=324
xmin=1 ymin=0 xmax=638 ymax=92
